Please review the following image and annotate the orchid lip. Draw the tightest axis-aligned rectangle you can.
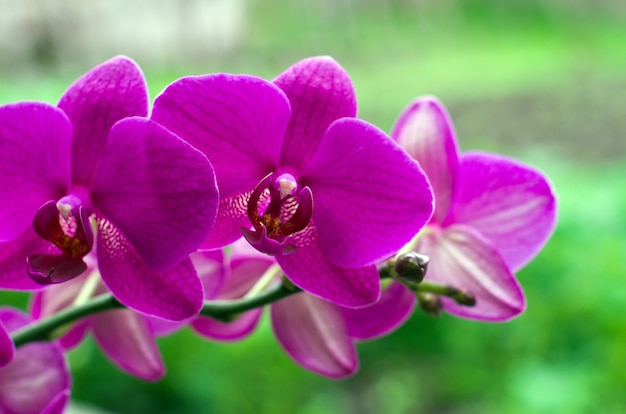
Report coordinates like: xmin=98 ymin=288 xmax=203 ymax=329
xmin=27 ymin=198 xmax=94 ymax=284
xmin=243 ymin=172 xmax=313 ymax=256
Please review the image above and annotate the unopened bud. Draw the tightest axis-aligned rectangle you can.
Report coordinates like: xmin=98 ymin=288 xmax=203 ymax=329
xmin=454 ymin=290 xmax=476 ymax=307
xmin=417 ymin=292 xmax=442 ymax=317
xmin=395 ymin=252 xmax=429 ymax=285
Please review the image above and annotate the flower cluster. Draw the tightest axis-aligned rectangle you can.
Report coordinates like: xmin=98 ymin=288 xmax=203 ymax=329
xmin=0 ymin=55 xmax=556 ymax=409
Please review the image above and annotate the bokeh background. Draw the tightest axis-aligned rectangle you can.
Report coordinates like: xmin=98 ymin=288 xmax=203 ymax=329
xmin=1 ymin=0 xmax=625 ymax=413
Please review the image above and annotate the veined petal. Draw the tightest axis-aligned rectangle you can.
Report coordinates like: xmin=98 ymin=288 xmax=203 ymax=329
xmin=275 ymin=56 xmax=357 ymax=170
xmin=152 ymin=73 xmax=288 ymax=195
xmin=342 ymin=281 xmax=416 ymax=340
xmin=446 ymin=152 xmax=557 ymax=270
xmin=0 ymin=320 xmax=13 ymax=368
xmin=58 ymin=56 xmax=148 ymax=186
xmin=0 ymin=308 xmax=70 ymax=414
xmin=97 ymin=218 xmax=204 ymax=321
xmin=276 ymin=222 xmax=380 ymax=308
xmin=391 ymin=96 xmax=459 ymax=223
xmin=0 ymin=227 xmax=54 ymax=290
xmin=91 ymin=117 xmax=218 ymax=272
xmin=91 ymin=309 xmax=164 ymax=381
xmin=301 ymin=118 xmax=433 ymax=268
xmin=200 ymin=189 xmax=252 ymax=250
xmin=417 ymin=224 xmax=526 ymax=321
xmin=0 ymin=102 xmax=71 ymax=240
xmin=271 ymin=294 xmax=358 ymax=379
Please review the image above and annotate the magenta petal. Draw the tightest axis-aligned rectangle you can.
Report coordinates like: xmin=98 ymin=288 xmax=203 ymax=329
xmin=41 ymin=390 xmax=70 ymax=414
xmin=301 ymin=118 xmax=433 ymax=268
xmin=192 ymin=309 xmax=262 ymax=342
xmin=191 ymin=250 xmax=226 ymax=299
xmin=447 ymin=152 xmax=557 ymax=270
xmin=152 ymin=74 xmax=288 ymax=196
xmin=271 ymin=294 xmax=358 ymax=378
xmin=0 ymin=227 xmax=53 ymax=290
xmin=200 ymin=190 xmax=253 ymax=249
xmin=91 ymin=117 xmax=218 ymax=272
xmin=91 ymin=309 xmax=164 ymax=381
xmin=0 ymin=320 xmax=13 ymax=368
xmin=58 ymin=56 xmax=148 ymax=186
xmin=0 ymin=308 xmax=70 ymax=414
xmin=97 ymin=218 xmax=204 ymax=321
xmin=391 ymin=96 xmax=459 ymax=223
xmin=0 ymin=102 xmax=71 ymax=240
xmin=342 ymin=281 xmax=416 ymax=340
xmin=276 ymin=223 xmax=380 ymax=308
xmin=275 ymin=56 xmax=357 ymax=170
xmin=418 ymin=224 xmax=526 ymax=321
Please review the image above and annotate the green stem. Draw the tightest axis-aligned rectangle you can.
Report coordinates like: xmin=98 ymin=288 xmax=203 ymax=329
xmin=11 ymin=293 xmax=124 ymax=347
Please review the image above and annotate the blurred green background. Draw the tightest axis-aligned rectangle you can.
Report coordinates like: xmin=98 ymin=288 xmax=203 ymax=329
xmin=1 ymin=0 xmax=626 ymax=413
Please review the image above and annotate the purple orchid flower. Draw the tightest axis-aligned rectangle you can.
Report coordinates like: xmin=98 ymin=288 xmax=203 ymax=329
xmin=0 ymin=56 xmax=219 ymax=321
xmin=151 ymin=56 xmax=433 ymax=308
xmin=191 ymin=241 xmax=416 ymax=379
xmin=391 ymin=96 xmax=557 ymax=321
xmin=0 ymin=307 xmax=70 ymax=414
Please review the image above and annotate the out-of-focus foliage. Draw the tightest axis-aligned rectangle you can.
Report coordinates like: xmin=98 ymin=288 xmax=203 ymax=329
xmin=1 ymin=1 xmax=625 ymax=413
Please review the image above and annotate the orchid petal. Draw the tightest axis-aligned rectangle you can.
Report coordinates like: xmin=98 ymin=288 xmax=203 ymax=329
xmin=417 ymin=224 xmax=526 ymax=321
xmin=192 ymin=309 xmax=262 ymax=342
xmin=97 ymin=218 xmax=204 ymax=321
xmin=0 ymin=227 xmax=53 ymax=290
xmin=0 ymin=308 xmax=70 ymax=414
xmin=91 ymin=117 xmax=218 ymax=272
xmin=271 ymin=294 xmax=357 ymax=379
xmin=41 ymin=389 xmax=70 ymax=414
xmin=58 ymin=56 xmax=148 ymax=186
xmin=276 ymin=222 xmax=380 ymax=308
xmin=0 ymin=320 xmax=13 ymax=368
xmin=91 ymin=309 xmax=164 ymax=381
xmin=391 ymin=96 xmax=459 ymax=223
xmin=192 ymin=250 xmax=226 ymax=300
xmin=0 ymin=102 xmax=71 ymax=240
xmin=342 ymin=281 xmax=416 ymax=340
xmin=152 ymin=73 xmax=288 ymax=195
xmin=301 ymin=118 xmax=433 ymax=268
xmin=275 ymin=56 xmax=357 ymax=170
xmin=200 ymin=190 xmax=252 ymax=249
xmin=446 ymin=152 xmax=557 ymax=270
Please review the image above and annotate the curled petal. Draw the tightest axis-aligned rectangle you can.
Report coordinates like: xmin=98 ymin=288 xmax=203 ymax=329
xmin=97 ymin=218 xmax=204 ymax=321
xmin=91 ymin=309 xmax=164 ymax=381
xmin=276 ymin=223 xmax=380 ymax=308
xmin=391 ymin=96 xmax=459 ymax=223
xmin=301 ymin=118 xmax=433 ymax=268
xmin=0 ymin=228 xmax=53 ymax=290
xmin=417 ymin=224 xmax=526 ymax=321
xmin=91 ymin=117 xmax=218 ymax=272
xmin=342 ymin=281 xmax=416 ymax=340
xmin=152 ymin=73 xmax=288 ymax=196
xmin=0 ymin=102 xmax=71 ymax=240
xmin=275 ymin=56 xmax=357 ymax=171
xmin=192 ymin=309 xmax=262 ymax=342
xmin=58 ymin=56 xmax=148 ymax=186
xmin=0 ymin=308 xmax=70 ymax=414
xmin=446 ymin=152 xmax=557 ymax=270
xmin=271 ymin=294 xmax=358 ymax=379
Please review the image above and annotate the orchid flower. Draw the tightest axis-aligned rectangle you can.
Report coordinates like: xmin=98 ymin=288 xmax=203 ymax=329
xmin=0 ymin=56 xmax=219 ymax=321
xmin=0 ymin=307 xmax=70 ymax=414
xmin=391 ymin=96 xmax=557 ymax=321
xmin=191 ymin=241 xmax=416 ymax=379
xmin=151 ymin=56 xmax=433 ymax=308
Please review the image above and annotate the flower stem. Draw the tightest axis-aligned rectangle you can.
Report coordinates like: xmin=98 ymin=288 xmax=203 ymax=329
xmin=11 ymin=293 xmax=124 ymax=347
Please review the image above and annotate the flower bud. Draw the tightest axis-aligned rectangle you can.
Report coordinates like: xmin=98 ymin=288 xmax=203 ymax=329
xmin=395 ymin=252 xmax=429 ymax=285
xmin=417 ymin=292 xmax=442 ymax=317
